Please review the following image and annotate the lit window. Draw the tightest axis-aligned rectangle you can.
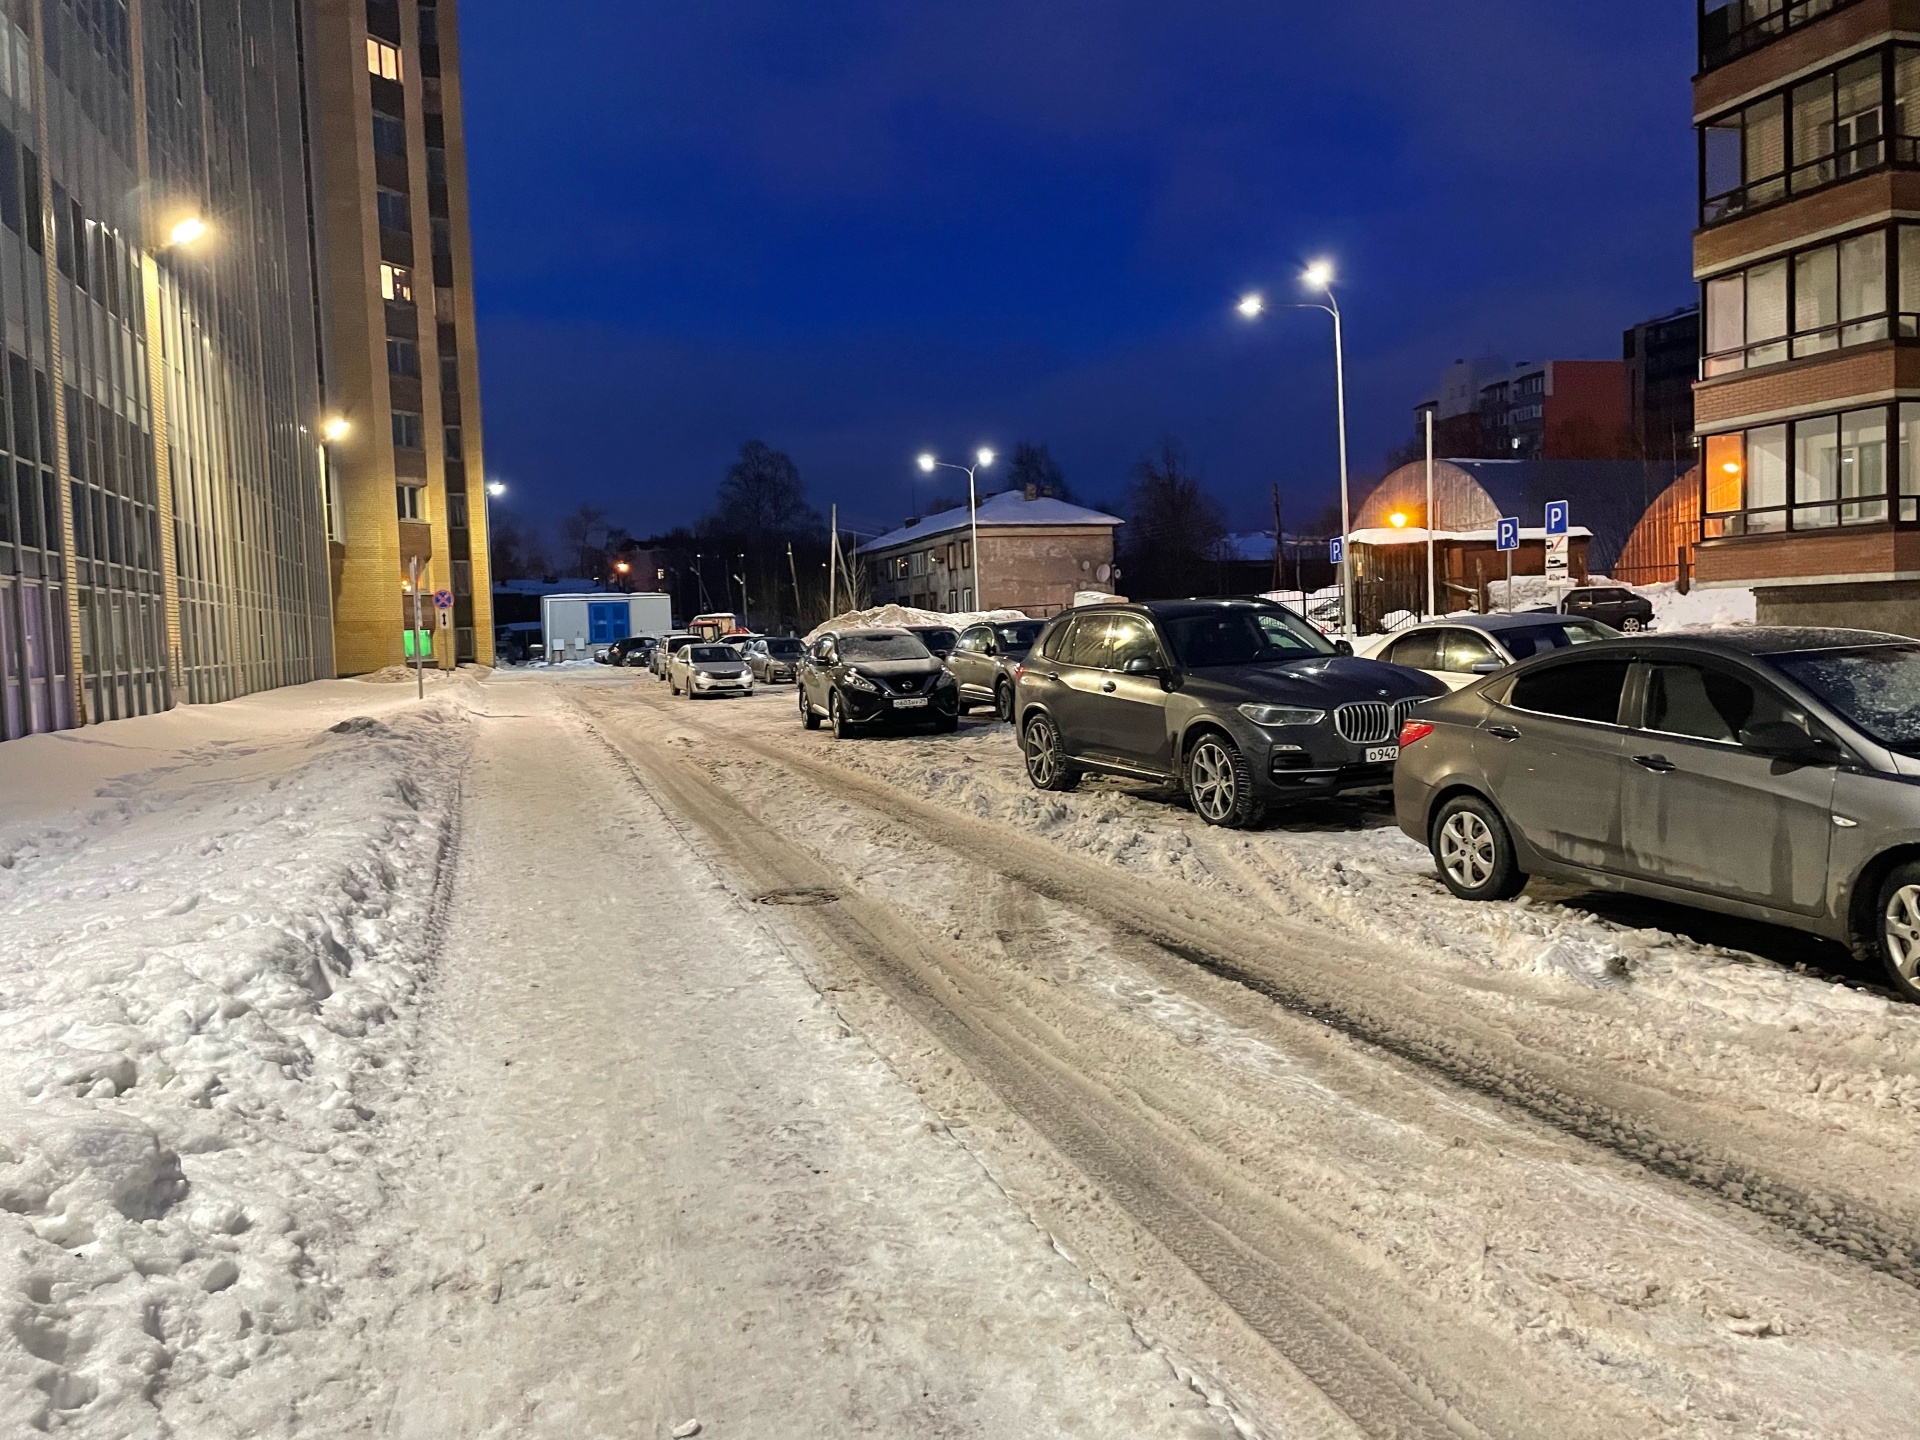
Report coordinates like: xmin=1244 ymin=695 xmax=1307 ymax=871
xmin=396 ymin=482 xmax=425 ymax=521
xmin=380 ymin=263 xmax=413 ymax=302
xmin=367 ymin=39 xmax=402 ymax=82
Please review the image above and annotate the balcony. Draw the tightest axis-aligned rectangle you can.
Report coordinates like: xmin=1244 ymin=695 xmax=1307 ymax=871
xmin=1699 ymin=0 xmax=1866 ymax=73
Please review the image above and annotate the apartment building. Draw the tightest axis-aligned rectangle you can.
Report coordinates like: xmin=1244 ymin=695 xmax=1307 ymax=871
xmin=861 ymin=491 xmax=1121 ymax=618
xmin=1692 ymin=0 xmax=1920 ymax=632
xmin=0 ymin=0 xmax=338 ymax=743
xmin=1412 ymin=358 xmax=1632 ymax=461
xmin=311 ymin=0 xmax=491 ymax=671
xmin=1623 ymin=304 xmax=1702 ymax=463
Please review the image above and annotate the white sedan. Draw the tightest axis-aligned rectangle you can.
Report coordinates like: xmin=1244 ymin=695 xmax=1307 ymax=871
xmin=668 ymin=643 xmax=755 ymax=698
xmin=1363 ymin=614 xmax=1618 ymax=690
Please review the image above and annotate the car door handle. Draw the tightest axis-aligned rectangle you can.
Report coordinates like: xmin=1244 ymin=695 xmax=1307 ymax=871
xmin=1486 ymin=724 xmax=1521 ymax=741
xmin=1632 ymin=753 xmax=1676 ymax=773
xmin=1101 ymin=679 xmax=1117 ymax=693
xmin=1042 ymin=671 xmax=1060 ymax=682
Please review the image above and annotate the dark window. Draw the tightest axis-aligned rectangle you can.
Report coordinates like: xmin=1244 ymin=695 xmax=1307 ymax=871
xmin=39 ymin=471 xmax=55 ymax=551
xmin=0 ymin=125 xmax=21 ymax=234
xmin=955 ymin=625 xmax=988 ymax=654
xmin=1106 ymin=614 xmax=1165 ymax=671
xmin=376 ymin=187 xmax=409 ymax=232
xmin=8 ymin=353 xmax=31 ymax=460
xmin=440 ymin=353 xmax=458 ymax=392
xmin=426 ymin=146 xmax=446 ymax=185
xmin=443 ymin=423 xmax=460 ymax=455
xmin=446 ymin=491 xmax=468 ymax=528
xmin=51 ymin=182 xmax=71 ymax=276
xmin=1439 ymin=629 xmax=1501 ymax=673
xmin=372 ymin=109 xmax=406 ymax=156
xmin=1508 ymin=659 xmax=1631 ymax=724
xmin=15 ymin=461 xmax=38 ymax=547
xmin=386 ymin=337 xmax=419 ymax=376
xmin=430 ymin=217 xmax=450 ymax=256
xmin=1059 ymin=616 xmax=1111 ymax=668
xmin=419 ymin=4 xmax=438 ymax=46
xmin=1385 ymin=631 xmax=1442 ymax=670
xmin=69 ymin=480 xmax=89 ymax=556
xmin=391 ymin=410 xmax=422 ymax=449
xmin=1642 ymin=662 xmax=1792 ymax=743
xmin=993 ymin=619 xmax=1045 ymax=652
xmin=1038 ymin=618 xmax=1075 ymax=660
xmin=20 ymin=146 xmax=39 ymax=252
xmin=396 ymin=482 xmax=424 ymax=521
xmin=452 ymin=559 xmax=470 ymax=595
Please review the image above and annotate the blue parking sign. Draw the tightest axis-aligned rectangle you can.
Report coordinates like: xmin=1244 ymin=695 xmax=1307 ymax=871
xmin=1544 ymin=500 xmax=1569 ymax=536
xmin=1329 ymin=535 xmax=1344 ymax=565
xmin=1495 ymin=517 xmax=1520 ymax=552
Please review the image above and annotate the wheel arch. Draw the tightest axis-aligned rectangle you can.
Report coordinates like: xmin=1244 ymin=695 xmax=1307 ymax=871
xmin=1177 ymin=719 xmax=1238 ymax=764
xmin=1846 ymin=844 xmax=1920 ymax=956
xmin=1424 ymin=780 xmax=1501 ymax=844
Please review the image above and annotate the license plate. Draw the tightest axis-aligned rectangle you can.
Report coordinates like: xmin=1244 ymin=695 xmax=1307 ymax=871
xmin=1366 ymin=744 xmax=1399 ymax=763
xmin=893 ymin=696 xmax=929 ymax=708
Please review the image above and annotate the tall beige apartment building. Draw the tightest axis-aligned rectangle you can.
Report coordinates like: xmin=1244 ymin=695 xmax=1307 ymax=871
xmin=310 ymin=0 xmax=491 ymax=671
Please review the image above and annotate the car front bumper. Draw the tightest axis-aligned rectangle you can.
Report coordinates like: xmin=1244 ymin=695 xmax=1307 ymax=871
xmin=838 ymin=686 xmax=960 ymax=723
xmin=692 ymin=674 xmax=754 ymax=693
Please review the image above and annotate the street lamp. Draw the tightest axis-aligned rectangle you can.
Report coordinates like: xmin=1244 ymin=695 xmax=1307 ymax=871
xmin=322 ymin=414 xmax=350 ymax=442
xmin=916 ymin=447 xmax=995 ymax=611
xmin=486 ymin=480 xmax=506 ymax=498
xmin=1237 ymin=259 xmax=1354 ymax=636
xmin=167 ymin=216 xmax=207 ymax=248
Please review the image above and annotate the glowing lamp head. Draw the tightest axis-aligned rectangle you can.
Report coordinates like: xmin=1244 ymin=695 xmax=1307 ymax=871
xmin=615 ymin=561 xmax=630 ymax=573
xmin=976 ymin=447 xmax=995 ymax=467
xmin=1302 ymin=259 xmax=1334 ymax=290
xmin=486 ymin=480 xmax=506 ymax=497
xmin=168 ymin=216 xmax=207 ymax=247
xmin=917 ymin=453 xmax=937 ymax=472
xmin=1389 ymin=511 xmax=1409 ymax=529
xmin=321 ymin=415 xmax=350 ymax=442
xmin=1721 ymin=461 xmax=1741 ymax=475
xmin=1236 ymin=292 xmax=1265 ymax=319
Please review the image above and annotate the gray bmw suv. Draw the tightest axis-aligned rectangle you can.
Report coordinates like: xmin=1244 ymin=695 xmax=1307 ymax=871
xmin=1393 ymin=627 xmax=1920 ymax=1000
xmin=1015 ymin=599 xmax=1446 ymax=827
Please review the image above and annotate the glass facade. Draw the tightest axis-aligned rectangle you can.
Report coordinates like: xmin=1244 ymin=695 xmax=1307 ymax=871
xmin=1702 ymin=405 xmax=1910 ymax=534
xmin=0 ymin=0 xmax=333 ymax=743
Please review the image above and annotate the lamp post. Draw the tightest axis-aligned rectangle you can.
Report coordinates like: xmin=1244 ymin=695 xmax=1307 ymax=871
xmin=319 ymin=415 xmax=350 ymax=544
xmin=916 ymin=447 xmax=994 ymax=610
xmin=1237 ymin=258 xmax=1353 ymax=636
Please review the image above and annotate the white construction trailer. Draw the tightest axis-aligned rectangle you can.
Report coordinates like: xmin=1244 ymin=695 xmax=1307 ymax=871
xmin=539 ymin=592 xmax=674 ymax=662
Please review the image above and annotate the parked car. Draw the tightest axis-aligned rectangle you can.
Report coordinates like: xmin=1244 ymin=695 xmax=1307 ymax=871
xmin=602 ymin=635 xmax=656 ymax=668
xmin=668 ymin=642 xmax=754 ymax=698
xmin=946 ymin=618 xmax=1048 ymax=721
xmin=1559 ymin=585 xmax=1654 ymax=631
xmin=798 ymin=629 xmax=960 ymax=736
xmin=1013 ymin=599 xmax=1447 ymax=827
xmin=1362 ymin=614 xmax=1619 ymax=690
xmin=652 ymin=633 xmax=698 ymax=679
xmin=745 ymin=636 xmax=807 ymax=683
xmin=1393 ymin=627 xmax=1920 ymax=1000
xmin=904 ymin=624 xmax=959 ymax=658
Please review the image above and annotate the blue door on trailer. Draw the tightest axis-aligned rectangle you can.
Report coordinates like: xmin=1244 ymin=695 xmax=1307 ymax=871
xmin=587 ymin=602 xmax=630 ymax=644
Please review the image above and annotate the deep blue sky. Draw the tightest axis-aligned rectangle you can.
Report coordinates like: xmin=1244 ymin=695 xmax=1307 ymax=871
xmin=459 ymin=1 xmax=1697 ymax=542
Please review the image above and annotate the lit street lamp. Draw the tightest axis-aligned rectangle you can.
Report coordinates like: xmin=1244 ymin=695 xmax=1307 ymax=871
xmin=917 ymin=447 xmax=994 ymax=610
xmin=167 ymin=216 xmax=208 ymax=248
xmin=1237 ymin=257 xmax=1354 ymax=636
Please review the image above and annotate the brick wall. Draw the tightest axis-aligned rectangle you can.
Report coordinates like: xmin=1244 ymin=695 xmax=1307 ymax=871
xmin=1695 ymin=525 xmax=1920 ymax=583
xmin=1693 ymin=342 xmax=1920 ymax=429
xmin=1694 ymin=0 xmax=1919 ymax=118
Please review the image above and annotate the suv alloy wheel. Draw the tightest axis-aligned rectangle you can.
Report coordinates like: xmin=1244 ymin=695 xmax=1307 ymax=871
xmin=829 ymin=691 xmax=850 ymax=739
xmin=1185 ymin=732 xmax=1263 ymax=828
xmin=1022 ymin=713 xmax=1079 ymax=792
xmin=799 ymin=686 xmax=820 ymax=730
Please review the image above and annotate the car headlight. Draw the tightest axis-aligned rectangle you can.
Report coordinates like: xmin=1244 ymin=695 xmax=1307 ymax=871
xmin=1238 ymin=703 xmax=1326 ymax=727
xmin=934 ymin=672 xmax=956 ymax=687
xmin=843 ymin=671 xmax=879 ymax=692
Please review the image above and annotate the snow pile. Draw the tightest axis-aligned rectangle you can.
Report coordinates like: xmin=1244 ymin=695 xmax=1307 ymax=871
xmin=1637 ymin=580 xmax=1758 ymax=630
xmin=0 ymin=703 xmax=466 ymax=1434
xmin=807 ymin=603 xmax=1029 ymax=642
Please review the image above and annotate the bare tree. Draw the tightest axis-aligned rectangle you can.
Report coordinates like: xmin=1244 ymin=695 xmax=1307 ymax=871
xmin=704 ymin=441 xmax=822 ymax=545
xmin=1119 ymin=439 xmax=1227 ymax=599
xmin=557 ymin=505 xmax=613 ymax=580
xmin=1004 ymin=441 xmax=1072 ymax=501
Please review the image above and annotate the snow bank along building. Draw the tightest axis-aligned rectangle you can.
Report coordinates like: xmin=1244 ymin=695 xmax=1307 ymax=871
xmin=859 ymin=490 xmax=1123 ymax=618
xmin=0 ymin=0 xmax=490 ymax=746
xmin=1692 ymin=0 xmax=1920 ymax=635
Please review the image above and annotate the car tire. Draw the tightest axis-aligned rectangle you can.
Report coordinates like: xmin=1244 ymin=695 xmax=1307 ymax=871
xmin=829 ymin=691 xmax=851 ymax=739
xmin=669 ymin=677 xmax=680 ymax=695
xmin=1621 ymin=616 xmax=1648 ymax=633
xmin=994 ymin=681 xmax=1014 ymax=724
xmin=800 ymin=688 xmax=820 ymax=730
xmin=1185 ymin=732 xmax=1264 ymax=829
xmin=1430 ymin=794 xmax=1528 ymax=901
xmin=1022 ymin=713 xmax=1079 ymax=792
xmin=935 ymin=713 xmax=959 ymax=734
xmin=1874 ymin=862 xmax=1920 ymax=1002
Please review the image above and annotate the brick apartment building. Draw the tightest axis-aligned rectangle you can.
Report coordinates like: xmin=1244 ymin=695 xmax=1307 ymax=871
xmin=1623 ymin=304 xmax=1701 ymax=463
xmin=1691 ymin=0 xmax=1920 ymax=633
xmin=860 ymin=490 xmax=1121 ymax=618
xmin=1414 ymin=358 xmax=1632 ymax=460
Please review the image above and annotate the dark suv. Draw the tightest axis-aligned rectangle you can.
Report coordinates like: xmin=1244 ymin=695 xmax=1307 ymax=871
xmin=798 ymin=628 xmax=961 ymax=737
xmin=1014 ymin=599 xmax=1447 ymax=827
xmin=1560 ymin=586 xmax=1654 ymax=632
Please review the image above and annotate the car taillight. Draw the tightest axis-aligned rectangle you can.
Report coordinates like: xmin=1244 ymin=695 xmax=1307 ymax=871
xmin=1398 ymin=719 xmax=1435 ymax=747
xmin=1013 ymin=663 xmax=1026 ymax=682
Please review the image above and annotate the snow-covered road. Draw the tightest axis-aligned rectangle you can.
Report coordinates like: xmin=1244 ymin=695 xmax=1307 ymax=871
xmin=4 ymin=665 xmax=1919 ymax=1438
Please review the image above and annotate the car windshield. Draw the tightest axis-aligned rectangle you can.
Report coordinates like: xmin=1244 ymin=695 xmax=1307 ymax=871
xmin=1161 ymin=608 xmax=1333 ymax=667
xmin=688 ymin=646 xmax=737 ymax=663
xmin=841 ymin=634 xmax=931 ymax=662
xmin=993 ymin=620 xmax=1046 ymax=652
xmin=766 ymin=639 xmax=805 ymax=658
xmin=1497 ymin=620 xmax=1619 ymax=659
xmin=1767 ymin=644 xmax=1920 ymax=752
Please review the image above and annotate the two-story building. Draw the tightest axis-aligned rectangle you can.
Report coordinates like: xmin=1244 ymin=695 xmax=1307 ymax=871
xmin=860 ymin=490 xmax=1122 ymax=617
xmin=1692 ymin=0 xmax=1920 ymax=634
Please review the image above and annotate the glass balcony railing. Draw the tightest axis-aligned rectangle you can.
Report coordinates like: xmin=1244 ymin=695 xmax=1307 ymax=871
xmin=1699 ymin=0 xmax=1864 ymax=72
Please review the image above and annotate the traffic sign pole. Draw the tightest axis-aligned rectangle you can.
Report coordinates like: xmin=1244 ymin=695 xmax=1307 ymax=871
xmin=1494 ymin=517 xmax=1520 ymax=614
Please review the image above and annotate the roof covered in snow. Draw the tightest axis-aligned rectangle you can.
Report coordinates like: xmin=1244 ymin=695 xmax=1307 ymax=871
xmin=860 ymin=491 xmax=1122 ymax=553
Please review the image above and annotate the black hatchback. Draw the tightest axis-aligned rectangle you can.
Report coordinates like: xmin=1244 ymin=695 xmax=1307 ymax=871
xmin=1013 ymin=599 xmax=1446 ymax=827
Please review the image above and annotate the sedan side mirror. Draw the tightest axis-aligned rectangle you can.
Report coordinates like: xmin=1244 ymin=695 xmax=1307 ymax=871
xmin=1740 ymin=720 xmax=1836 ymax=763
xmin=1122 ymin=654 xmax=1160 ymax=676
xmin=1333 ymin=639 xmax=1354 ymax=657
xmin=1470 ymin=659 xmax=1505 ymax=675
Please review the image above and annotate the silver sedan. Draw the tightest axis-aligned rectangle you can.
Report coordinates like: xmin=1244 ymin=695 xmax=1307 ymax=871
xmin=668 ymin=643 xmax=755 ymax=698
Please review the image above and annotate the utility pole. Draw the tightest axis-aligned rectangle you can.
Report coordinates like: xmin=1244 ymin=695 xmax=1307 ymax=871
xmin=409 ymin=555 xmax=425 ymax=699
xmin=1425 ymin=409 xmax=1436 ymax=619
xmin=788 ymin=541 xmax=802 ymax=627
xmin=1270 ymin=483 xmax=1283 ymax=596
xmin=828 ymin=506 xmax=839 ymax=618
